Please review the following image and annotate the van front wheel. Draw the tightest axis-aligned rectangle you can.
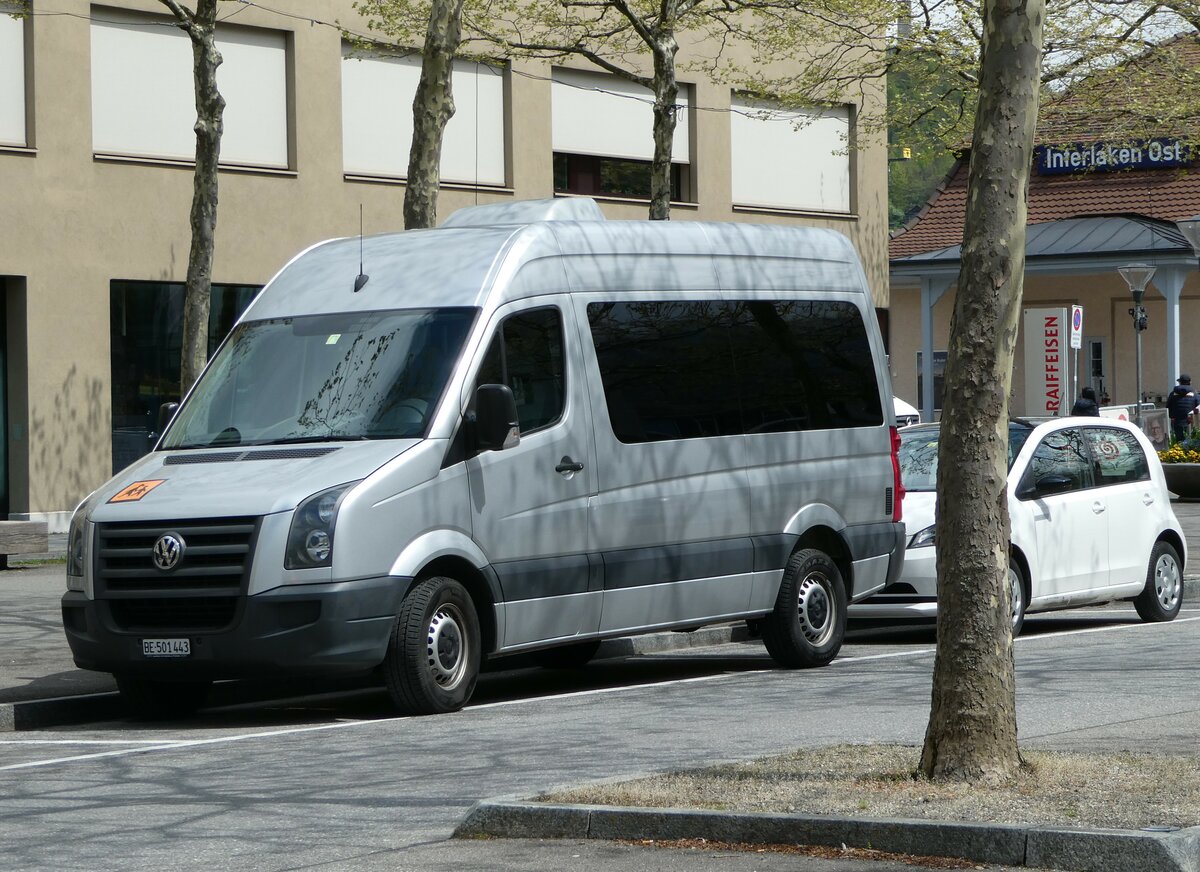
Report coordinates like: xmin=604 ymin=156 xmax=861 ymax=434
xmin=383 ymin=576 xmax=481 ymax=715
xmin=761 ymin=549 xmax=847 ymax=668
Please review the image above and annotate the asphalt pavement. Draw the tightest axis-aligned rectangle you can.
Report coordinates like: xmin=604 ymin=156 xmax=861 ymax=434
xmin=5 ymin=506 xmax=1200 ymax=870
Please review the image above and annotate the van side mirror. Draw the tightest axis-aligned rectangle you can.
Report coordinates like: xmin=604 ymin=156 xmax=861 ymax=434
xmin=473 ymin=384 xmax=520 ymax=452
xmin=149 ymin=401 xmax=180 ymax=446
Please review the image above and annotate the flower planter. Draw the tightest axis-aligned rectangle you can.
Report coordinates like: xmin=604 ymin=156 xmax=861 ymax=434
xmin=1162 ymin=463 xmax=1200 ymax=499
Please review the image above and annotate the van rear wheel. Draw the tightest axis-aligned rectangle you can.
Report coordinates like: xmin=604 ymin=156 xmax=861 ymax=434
xmin=383 ymin=576 xmax=481 ymax=715
xmin=762 ymin=549 xmax=846 ymax=668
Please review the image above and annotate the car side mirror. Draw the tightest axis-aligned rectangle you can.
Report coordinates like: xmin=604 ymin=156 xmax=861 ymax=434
xmin=1032 ymin=473 xmax=1074 ymax=497
xmin=472 ymin=384 xmax=520 ymax=452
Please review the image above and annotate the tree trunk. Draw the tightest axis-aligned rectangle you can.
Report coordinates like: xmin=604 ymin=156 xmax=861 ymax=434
xmin=167 ymin=0 xmax=224 ymax=396
xmin=649 ymin=35 xmax=680 ymax=221
xmin=918 ymin=0 xmax=1044 ymax=783
xmin=404 ymin=0 xmax=466 ymax=230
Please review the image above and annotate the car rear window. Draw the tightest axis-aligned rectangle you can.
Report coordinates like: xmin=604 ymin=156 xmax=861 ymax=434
xmin=1085 ymin=427 xmax=1150 ymax=485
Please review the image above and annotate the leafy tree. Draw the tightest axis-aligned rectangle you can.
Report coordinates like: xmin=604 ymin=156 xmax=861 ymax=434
xmin=158 ymin=0 xmax=224 ymax=395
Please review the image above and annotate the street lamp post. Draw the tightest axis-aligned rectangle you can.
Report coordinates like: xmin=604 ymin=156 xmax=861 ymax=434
xmin=1118 ymin=263 xmax=1155 ymax=424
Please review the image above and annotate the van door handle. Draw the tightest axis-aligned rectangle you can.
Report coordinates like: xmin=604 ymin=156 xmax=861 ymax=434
xmin=556 ymin=456 xmax=585 ymax=474
xmin=1092 ymin=501 xmax=1105 ymax=514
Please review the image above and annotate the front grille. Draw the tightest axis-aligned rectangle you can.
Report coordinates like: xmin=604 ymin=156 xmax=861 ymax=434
xmin=95 ymin=517 xmax=258 ymax=632
xmin=109 ymin=597 xmax=238 ymax=631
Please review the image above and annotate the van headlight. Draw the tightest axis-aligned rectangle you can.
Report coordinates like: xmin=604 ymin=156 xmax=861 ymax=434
xmin=66 ymin=513 xmax=88 ymax=590
xmin=909 ymin=525 xmax=936 ymax=549
xmin=286 ymin=482 xmax=359 ymax=570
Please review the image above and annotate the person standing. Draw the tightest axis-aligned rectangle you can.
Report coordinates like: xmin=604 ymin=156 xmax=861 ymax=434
xmin=1166 ymin=374 xmax=1199 ymax=441
xmin=1070 ymin=386 xmax=1100 ymax=416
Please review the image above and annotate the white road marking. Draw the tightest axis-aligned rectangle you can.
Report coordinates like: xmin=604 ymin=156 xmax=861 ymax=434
xmin=3 ymin=612 xmax=1198 ymax=771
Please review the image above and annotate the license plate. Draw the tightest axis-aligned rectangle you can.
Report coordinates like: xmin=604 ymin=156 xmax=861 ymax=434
xmin=141 ymin=638 xmax=191 ymax=658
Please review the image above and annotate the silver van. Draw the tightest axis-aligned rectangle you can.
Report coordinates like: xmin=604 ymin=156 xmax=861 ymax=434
xmin=62 ymin=198 xmax=905 ymax=716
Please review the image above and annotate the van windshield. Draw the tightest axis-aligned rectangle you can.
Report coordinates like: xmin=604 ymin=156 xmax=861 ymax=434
xmin=162 ymin=308 xmax=477 ymax=449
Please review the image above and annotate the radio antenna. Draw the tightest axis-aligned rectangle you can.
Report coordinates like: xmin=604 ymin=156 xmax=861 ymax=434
xmin=354 ymin=204 xmax=369 ymax=292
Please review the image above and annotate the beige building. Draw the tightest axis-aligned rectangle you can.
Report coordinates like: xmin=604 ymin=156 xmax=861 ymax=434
xmin=0 ymin=0 xmax=889 ymax=529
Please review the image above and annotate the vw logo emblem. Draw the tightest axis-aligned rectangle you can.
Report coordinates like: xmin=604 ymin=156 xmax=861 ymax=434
xmin=152 ymin=532 xmax=186 ymax=572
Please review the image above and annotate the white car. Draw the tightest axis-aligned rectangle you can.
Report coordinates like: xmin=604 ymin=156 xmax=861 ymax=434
xmin=894 ymin=396 xmax=921 ymax=427
xmin=851 ymin=417 xmax=1187 ymax=634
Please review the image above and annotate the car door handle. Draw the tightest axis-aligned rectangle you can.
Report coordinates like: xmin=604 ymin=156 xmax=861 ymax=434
xmin=556 ymin=456 xmax=585 ymax=474
xmin=1092 ymin=501 xmax=1106 ymax=514
xmin=1143 ymin=493 xmax=1155 ymax=506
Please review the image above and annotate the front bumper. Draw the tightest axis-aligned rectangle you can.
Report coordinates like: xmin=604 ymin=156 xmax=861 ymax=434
xmin=849 ymin=544 xmax=938 ymax=619
xmin=62 ymin=575 xmax=410 ymax=680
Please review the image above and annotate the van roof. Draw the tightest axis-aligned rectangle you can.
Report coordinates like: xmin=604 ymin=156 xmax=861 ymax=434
xmin=241 ymin=199 xmax=869 ymax=322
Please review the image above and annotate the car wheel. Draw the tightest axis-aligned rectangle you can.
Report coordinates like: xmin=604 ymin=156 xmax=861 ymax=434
xmin=762 ymin=548 xmax=847 ymax=668
xmin=530 ymin=640 xmax=601 ymax=670
xmin=1134 ymin=541 xmax=1183 ymax=623
xmin=115 ymin=675 xmax=212 ymax=720
xmin=383 ymin=576 xmax=481 ymax=715
xmin=1008 ymin=555 xmax=1028 ymax=638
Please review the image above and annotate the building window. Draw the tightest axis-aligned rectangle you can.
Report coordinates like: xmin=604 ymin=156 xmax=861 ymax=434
xmin=552 ymin=153 xmax=683 ymax=200
xmin=551 ymin=67 xmax=691 ymax=201
xmin=341 ymin=46 xmax=506 ymax=186
xmin=110 ymin=281 xmax=257 ymax=472
xmin=90 ymin=8 xmax=289 ymax=167
xmin=0 ymin=4 xmax=25 ymax=147
xmin=916 ymin=349 xmax=947 ymax=413
xmin=730 ymin=95 xmax=851 ymax=213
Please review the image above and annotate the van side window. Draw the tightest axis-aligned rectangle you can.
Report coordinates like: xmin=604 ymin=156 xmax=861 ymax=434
xmin=587 ymin=299 xmax=883 ymax=443
xmin=1085 ymin=427 xmax=1150 ymax=485
xmin=587 ymin=302 xmax=744 ymax=443
xmin=475 ymin=307 xmax=565 ymax=434
xmin=729 ymin=301 xmax=883 ymax=432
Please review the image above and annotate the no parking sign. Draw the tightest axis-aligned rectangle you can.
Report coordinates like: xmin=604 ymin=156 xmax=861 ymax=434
xmin=1070 ymin=305 xmax=1084 ymax=350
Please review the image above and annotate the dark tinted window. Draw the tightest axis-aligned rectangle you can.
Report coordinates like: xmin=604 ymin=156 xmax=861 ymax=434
xmin=587 ymin=302 xmax=743 ymax=443
xmin=476 ymin=308 xmax=565 ymax=434
xmin=728 ymin=300 xmax=882 ymax=432
xmin=1086 ymin=426 xmax=1150 ymax=485
xmin=587 ymin=299 xmax=882 ymax=444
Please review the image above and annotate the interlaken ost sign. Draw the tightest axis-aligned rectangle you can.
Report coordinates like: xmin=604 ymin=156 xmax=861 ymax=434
xmin=1036 ymin=138 xmax=1189 ymax=175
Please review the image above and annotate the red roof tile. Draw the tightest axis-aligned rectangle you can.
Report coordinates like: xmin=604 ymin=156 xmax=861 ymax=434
xmin=890 ymin=163 xmax=1200 ymax=259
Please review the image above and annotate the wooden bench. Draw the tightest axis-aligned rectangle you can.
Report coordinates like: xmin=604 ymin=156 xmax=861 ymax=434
xmin=0 ymin=520 xmax=49 ymax=569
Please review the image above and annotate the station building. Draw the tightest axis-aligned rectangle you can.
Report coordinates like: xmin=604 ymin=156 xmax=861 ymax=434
xmin=1 ymin=1 xmax=888 ymax=529
xmin=888 ymin=38 xmax=1200 ymax=424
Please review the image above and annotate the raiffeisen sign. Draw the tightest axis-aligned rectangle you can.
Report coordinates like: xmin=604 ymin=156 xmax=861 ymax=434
xmin=1023 ymin=308 xmax=1071 ymax=417
xmin=1036 ymin=138 xmax=1189 ymax=174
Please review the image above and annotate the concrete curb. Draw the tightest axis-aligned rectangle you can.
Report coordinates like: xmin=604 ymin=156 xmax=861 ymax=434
xmin=0 ymin=692 xmax=125 ymax=732
xmin=454 ymin=798 xmax=1200 ymax=872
